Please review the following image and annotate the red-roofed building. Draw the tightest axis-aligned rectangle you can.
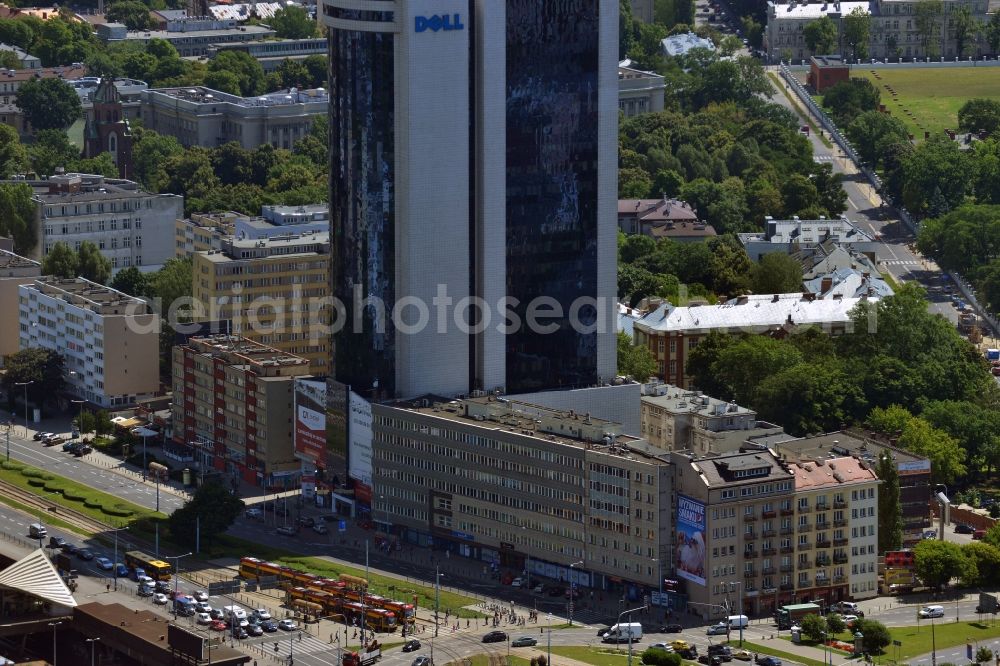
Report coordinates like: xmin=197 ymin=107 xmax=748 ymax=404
xmin=617 ymin=197 xmax=716 ymax=242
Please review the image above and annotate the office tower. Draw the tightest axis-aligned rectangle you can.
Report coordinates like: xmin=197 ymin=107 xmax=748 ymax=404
xmin=323 ymin=0 xmax=617 ymax=400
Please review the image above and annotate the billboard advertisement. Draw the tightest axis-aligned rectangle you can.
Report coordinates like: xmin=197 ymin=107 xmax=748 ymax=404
xmin=348 ymin=390 xmax=373 ymax=487
xmin=676 ymin=495 xmax=706 ymax=586
xmin=326 ymin=378 xmax=348 ymax=460
xmin=294 ymin=378 xmax=327 ymax=465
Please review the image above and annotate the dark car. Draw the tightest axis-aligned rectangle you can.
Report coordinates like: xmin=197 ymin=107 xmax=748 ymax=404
xmin=482 ymin=631 xmax=508 ymax=643
xmin=260 ymin=620 xmax=278 ymax=632
xmin=48 ymin=536 xmax=66 ymax=549
xmin=234 ymin=627 xmax=249 ymax=639
xmin=598 ymin=628 xmax=612 ymax=637
xmin=298 ymin=516 xmax=315 ymax=528
xmin=76 ymin=548 xmax=95 ymax=560
xmin=660 ymin=624 xmax=683 ymax=633
xmin=402 ymin=640 xmax=422 ymax=652
xmin=678 ymin=647 xmax=699 ymax=660
xmin=248 ymin=624 xmax=263 ymax=637
xmin=755 ymin=657 xmax=782 ymax=666
xmin=955 ymin=524 xmax=975 ymax=534
xmin=61 ymin=543 xmax=79 ymax=555
xmin=62 ymin=440 xmax=81 ymax=453
xmin=709 ymin=645 xmax=733 ymax=662
xmin=700 ymin=656 xmax=723 ymax=666
xmin=73 ymin=444 xmax=93 ymax=457
xmin=154 ymin=580 xmax=170 ymax=594
xmin=546 ymin=586 xmax=564 ymax=597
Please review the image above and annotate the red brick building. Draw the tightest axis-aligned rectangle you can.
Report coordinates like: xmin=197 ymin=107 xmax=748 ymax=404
xmin=808 ymin=55 xmax=850 ymax=92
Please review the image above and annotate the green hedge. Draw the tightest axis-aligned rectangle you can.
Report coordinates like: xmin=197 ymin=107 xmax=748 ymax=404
xmin=1 ymin=461 xmax=23 ymax=471
xmin=83 ymin=498 xmax=103 ymax=509
xmin=102 ymin=504 xmax=134 ymax=518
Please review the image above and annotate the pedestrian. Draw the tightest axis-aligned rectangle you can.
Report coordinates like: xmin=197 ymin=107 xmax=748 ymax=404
xmin=106 ymin=583 xmax=110 ymax=593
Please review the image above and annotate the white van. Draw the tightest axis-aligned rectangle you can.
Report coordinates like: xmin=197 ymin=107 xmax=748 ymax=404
xmin=727 ymin=614 xmax=749 ymax=629
xmin=224 ymin=605 xmax=248 ymax=625
xmin=603 ymin=622 xmax=643 ymax=643
xmin=28 ymin=523 xmax=47 ymax=539
xmin=919 ymin=605 xmax=944 ymax=618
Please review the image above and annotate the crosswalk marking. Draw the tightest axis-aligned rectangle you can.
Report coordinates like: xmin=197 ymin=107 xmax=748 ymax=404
xmin=881 ymin=259 xmax=920 ymax=266
xmin=813 ymin=155 xmax=833 ymax=162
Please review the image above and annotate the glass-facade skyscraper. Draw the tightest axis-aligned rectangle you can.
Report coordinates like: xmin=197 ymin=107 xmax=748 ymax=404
xmin=323 ymin=0 xmax=618 ymax=400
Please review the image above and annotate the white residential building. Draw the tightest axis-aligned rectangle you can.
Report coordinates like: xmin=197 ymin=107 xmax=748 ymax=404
xmin=18 ymin=277 xmax=160 ymax=407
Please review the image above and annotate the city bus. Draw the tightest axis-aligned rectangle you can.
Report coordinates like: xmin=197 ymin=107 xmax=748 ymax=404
xmin=124 ymin=550 xmax=172 ymax=582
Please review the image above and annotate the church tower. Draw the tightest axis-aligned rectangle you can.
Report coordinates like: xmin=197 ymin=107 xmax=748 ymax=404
xmin=83 ymin=78 xmax=133 ymax=180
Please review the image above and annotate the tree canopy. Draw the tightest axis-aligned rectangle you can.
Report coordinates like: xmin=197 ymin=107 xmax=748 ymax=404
xmin=17 ymin=77 xmax=82 ymax=131
xmin=168 ymin=480 xmax=245 ymax=547
xmin=803 ymin=16 xmax=838 ymax=55
xmin=269 ymin=5 xmax=317 ymax=39
xmin=2 ymin=348 xmax=66 ymax=411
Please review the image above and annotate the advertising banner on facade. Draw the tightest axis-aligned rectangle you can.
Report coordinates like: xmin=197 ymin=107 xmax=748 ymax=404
xmin=293 ymin=378 xmax=327 ymax=465
xmin=676 ymin=495 xmax=707 ymax=586
xmin=348 ymin=391 xmax=373 ymax=487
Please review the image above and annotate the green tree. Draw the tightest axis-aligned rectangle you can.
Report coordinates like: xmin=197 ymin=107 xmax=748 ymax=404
xmin=977 ymin=646 xmax=995 ymax=665
xmin=913 ymin=539 xmax=970 ymax=590
xmin=78 ymin=410 xmax=96 ymax=435
xmin=962 ymin=542 xmax=1000 ymax=587
xmin=914 ymin=0 xmax=943 ymax=57
xmin=958 ymin=98 xmax=1000 ymax=135
xmin=852 ymin=619 xmax=892 ymax=654
xmin=0 ymin=49 xmax=20 ymax=70
xmin=750 ymin=252 xmax=803 ymax=294
xmin=167 ymin=480 xmax=245 ymax=547
xmin=41 ymin=242 xmax=79 ymax=279
xmin=951 ymin=5 xmax=980 ymax=57
xmin=16 ymin=77 xmax=82 ymax=131
xmin=843 ymin=7 xmax=872 ymax=59
xmin=72 ymin=153 xmax=119 ymax=179
xmin=986 ymin=11 xmax=1000 ymax=54
xmin=269 ymin=5 xmax=316 ymax=39
xmin=77 ymin=241 xmax=111 ymax=284
xmin=617 ymin=331 xmax=657 ymax=381
xmin=876 ymin=451 xmax=904 ymax=553
xmin=274 ymin=58 xmax=312 ymax=90
xmin=620 ymin=234 xmax=657 ymax=264
xmin=0 ymin=125 xmax=28 ymax=178
xmin=901 ymin=136 xmax=970 ymax=216
xmin=799 ymin=614 xmax=828 ymax=642
xmin=821 ymin=78 xmax=880 ymax=127
xmin=826 ymin=613 xmax=846 ymax=635
xmin=754 ymin=361 xmax=862 ymax=435
xmin=29 ymin=128 xmax=80 ymax=176
xmin=846 ymin=111 xmax=910 ymax=168
xmin=803 ymin=16 xmax=839 ymax=55
xmin=110 ymin=266 xmax=151 ymax=297
xmin=131 ymin=127 xmax=184 ymax=192
xmin=302 ymin=54 xmax=327 ymax=88
xmin=208 ymin=50 xmax=265 ymax=97
xmin=0 ymin=18 xmax=36 ymax=51
xmin=0 ymin=182 xmax=37 ymax=253
xmin=714 ymin=336 xmax=803 ymax=405
xmin=979 ymin=258 xmax=1000 ymax=314
xmin=1 ymin=348 xmax=66 ymax=411
xmin=899 ymin=417 xmax=966 ymax=485
xmin=106 ymin=0 xmax=153 ymax=30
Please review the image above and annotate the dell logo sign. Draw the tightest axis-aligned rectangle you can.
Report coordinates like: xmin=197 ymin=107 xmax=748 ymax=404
xmin=414 ymin=13 xmax=464 ymax=32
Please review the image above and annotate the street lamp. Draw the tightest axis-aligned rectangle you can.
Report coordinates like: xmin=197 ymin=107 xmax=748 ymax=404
xmin=71 ymin=399 xmax=84 ymax=437
xmin=616 ymin=605 xmax=647 ymax=666
xmin=48 ymin=621 xmax=61 ymax=666
xmin=728 ymin=581 xmax=745 ymax=646
xmin=821 ymin=631 xmax=829 ymax=666
xmin=109 ymin=527 xmax=128 ymax=591
xmin=165 ymin=552 xmax=192 ymax=618
xmin=568 ymin=561 xmax=584 ymax=627
xmin=86 ymin=637 xmax=100 ymax=666
xmin=434 ymin=566 xmax=443 ymax=637
xmin=15 ymin=381 xmax=32 ymax=437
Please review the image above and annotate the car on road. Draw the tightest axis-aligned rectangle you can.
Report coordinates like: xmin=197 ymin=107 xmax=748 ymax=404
xmin=955 ymin=523 xmax=975 ymax=534
xmin=707 ymin=623 xmax=729 ymax=635
xmin=919 ymin=605 xmax=945 ymax=618
xmin=660 ymin=624 xmax=683 ymax=633
xmin=245 ymin=507 xmax=263 ymax=519
xmin=60 ymin=543 xmax=78 ymax=555
xmin=510 ymin=577 xmax=524 ymax=588
xmin=278 ymin=619 xmax=297 ymax=631
xmin=196 ymin=613 xmax=212 ymax=625
xmin=153 ymin=593 xmax=168 ymax=605
xmin=671 ymin=640 xmax=692 ymax=653
xmin=412 ymin=657 xmax=433 ymax=666
xmin=482 ymin=631 xmax=508 ymax=643
xmin=95 ymin=557 xmax=113 ymax=570
xmin=708 ymin=645 xmax=733 ymax=662
xmin=193 ymin=590 xmax=209 ymax=602
xmin=699 ymin=656 xmax=723 ymax=666
xmin=732 ymin=650 xmax=753 ymax=661
xmin=76 ymin=548 xmax=94 ymax=560
xmin=512 ymin=637 xmax=538 ymax=647
xmin=649 ymin=643 xmax=674 ymax=652
xmin=261 ymin=620 xmax=278 ymax=632
xmin=312 ymin=522 xmax=328 ymax=534
xmin=678 ymin=646 xmax=699 ymax=660
xmin=276 ymin=525 xmax=297 ymax=536
xmin=247 ymin=624 xmax=263 ymax=637
xmin=73 ymin=444 xmax=93 ymax=457
xmin=298 ymin=516 xmax=315 ymax=528
xmin=196 ymin=602 xmax=212 ymax=614
xmin=841 ymin=614 xmax=860 ymax=627
xmin=137 ymin=584 xmax=153 ymax=597
xmin=210 ymin=609 xmax=225 ymax=621
xmin=234 ymin=627 xmax=249 ymax=639
xmin=48 ymin=536 xmax=66 ymax=549
xmin=254 ymin=608 xmax=271 ymax=621
xmin=34 ymin=431 xmax=53 ymax=441
xmin=154 ymin=580 xmax=170 ymax=594
xmin=755 ymin=657 xmax=781 ymax=666
xmin=532 ymin=584 xmax=545 ymax=594
xmin=598 ymin=627 xmax=611 ymax=637
xmin=210 ymin=620 xmax=227 ymax=632
xmin=402 ymin=640 xmax=422 ymax=652
xmin=61 ymin=440 xmax=79 ymax=453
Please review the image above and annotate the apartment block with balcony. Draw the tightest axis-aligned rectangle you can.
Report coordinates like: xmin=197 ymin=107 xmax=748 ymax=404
xmin=18 ymin=277 xmax=159 ymax=407
xmin=0 ymin=250 xmax=41 ymax=365
xmin=670 ymin=449 xmax=797 ymax=618
xmin=191 ymin=232 xmax=330 ymax=374
xmin=372 ymin=396 xmax=673 ymax=595
xmin=787 ymin=457 xmax=880 ymax=604
xmin=171 ymin=335 xmax=311 ymax=488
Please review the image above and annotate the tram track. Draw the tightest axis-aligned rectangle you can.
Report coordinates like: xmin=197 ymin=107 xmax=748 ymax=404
xmin=0 ymin=478 xmax=113 ymax=536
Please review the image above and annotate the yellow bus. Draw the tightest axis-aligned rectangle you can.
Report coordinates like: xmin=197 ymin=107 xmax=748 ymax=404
xmin=124 ymin=550 xmax=172 ymax=582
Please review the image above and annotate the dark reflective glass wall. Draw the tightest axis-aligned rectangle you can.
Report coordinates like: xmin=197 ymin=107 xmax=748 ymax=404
xmin=328 ymin=22 xmax=396 ymax=398
xmin=505 ymin=0 xmax=601 ymax=393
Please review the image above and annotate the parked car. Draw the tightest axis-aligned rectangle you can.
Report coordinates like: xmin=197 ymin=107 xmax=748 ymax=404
xmin=61 ymin=440 xmax=78 ymax=453
xmin=246 ymin=507 xmax=264 ymax=519
xmin=196 ymin=613 xmax=212 ymax=625
xmin=678 ymin=647 xmax=699 ymax=660
xmin=708 ymin=645 xmax=733 ymax=662
xmin=532 ymin=584 xmax=545 ymax=594
xmin=137 ymin=585 xmax=153 ymax=597
xmin=699 ymin=656 xmax=723 ymax=666
xmin=261 ymin=620 xmax=278 ymax=632
xmin=660 ymin=624 xmax=683 ymax=633
xmin=598 ymin=627 xmax=612 ymax=637
xmin=482 ymin=631 xmax=508 ymax=643
xmin=707 ymin=623 xmax=729 ymax=636
xmin=76 ymin=548 xmax=95 ymax=561
xmin=34 ymin=431 xmax=53 ymax=441
xmin=276 ymin=525 xmax=297 ymax=536
xmin=278 ymin=619 xmax=297 ymax=631
xmin=732 ymin=650 xmax=753 ymax=661
xmin=755 ymin=657 xmax=781 ymax=666
xmin=298 ymin=516 xmax=315 ymax=528
xmin=512 ymin=637 xmax=538 ymax=647
xmin=247 ymin=624 xmax=263 ymax=637
xmin=510 ymin=577 xmax=524 ymax=588
xmin=649 ymin=643 xmax=674 ymax=652
xmin=210 ymin=620 xmax=227 ymax=632
xmin=234 ymin=627 xmax=249 ymax=639
xmin=955 ymin=524 xmax=975 ymax=534
xmin=312 ymin=522 xmax=328 ymax=534
xmin=671 ymin=640 xmax=692 ymax=653
xmin=95 ymin=557 xmax=113 ymax=570
xmin=73 ymin=444 xmax=93 ymax=457
xmin=412 ymin=657 xmax=433 ymax=666
xmin=402 ymin=640 xmax=422 ymax=652
xmin=974 ymin=529 xmax=987 ymax=540
xmin=153 ymin=593 xmax=168 ymax=605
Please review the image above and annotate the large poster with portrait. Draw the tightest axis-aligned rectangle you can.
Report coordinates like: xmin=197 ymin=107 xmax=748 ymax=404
xmin=676 ymin=495 xmax=706 ymax=586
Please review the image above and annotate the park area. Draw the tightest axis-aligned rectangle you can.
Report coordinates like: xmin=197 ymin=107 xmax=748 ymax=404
xmin=849 ymin=66 xmax=1000 ymax=139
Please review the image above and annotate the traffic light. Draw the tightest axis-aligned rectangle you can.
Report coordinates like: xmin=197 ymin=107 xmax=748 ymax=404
xmin=274 ymin=643 xmax=279 ymax=653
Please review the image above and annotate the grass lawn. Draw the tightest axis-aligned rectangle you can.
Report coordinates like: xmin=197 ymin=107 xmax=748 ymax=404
xmin=889 ymin=620 xmax=1000 ymax=660
xmin=547 ymin=646 xmax=644 ymax=666
xmin=214 ymin=535 xmax=485 ymax=618
xmin=0 ymin=459 xmax=165 ymax=527
xmin=450 ymin=656 xmax=532 ymax=666
xmin=734 ymin=641 xmax=828 ymax=666
xmin=850 ymin=67 xmax=1000 ymax=139
xmin=881 ymin=272 xmax=902 ymax=291
xmin=0 ymin=494 xmax=94 ymax=538
xmin=778 ymin=635 xmax=853 ymax=654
